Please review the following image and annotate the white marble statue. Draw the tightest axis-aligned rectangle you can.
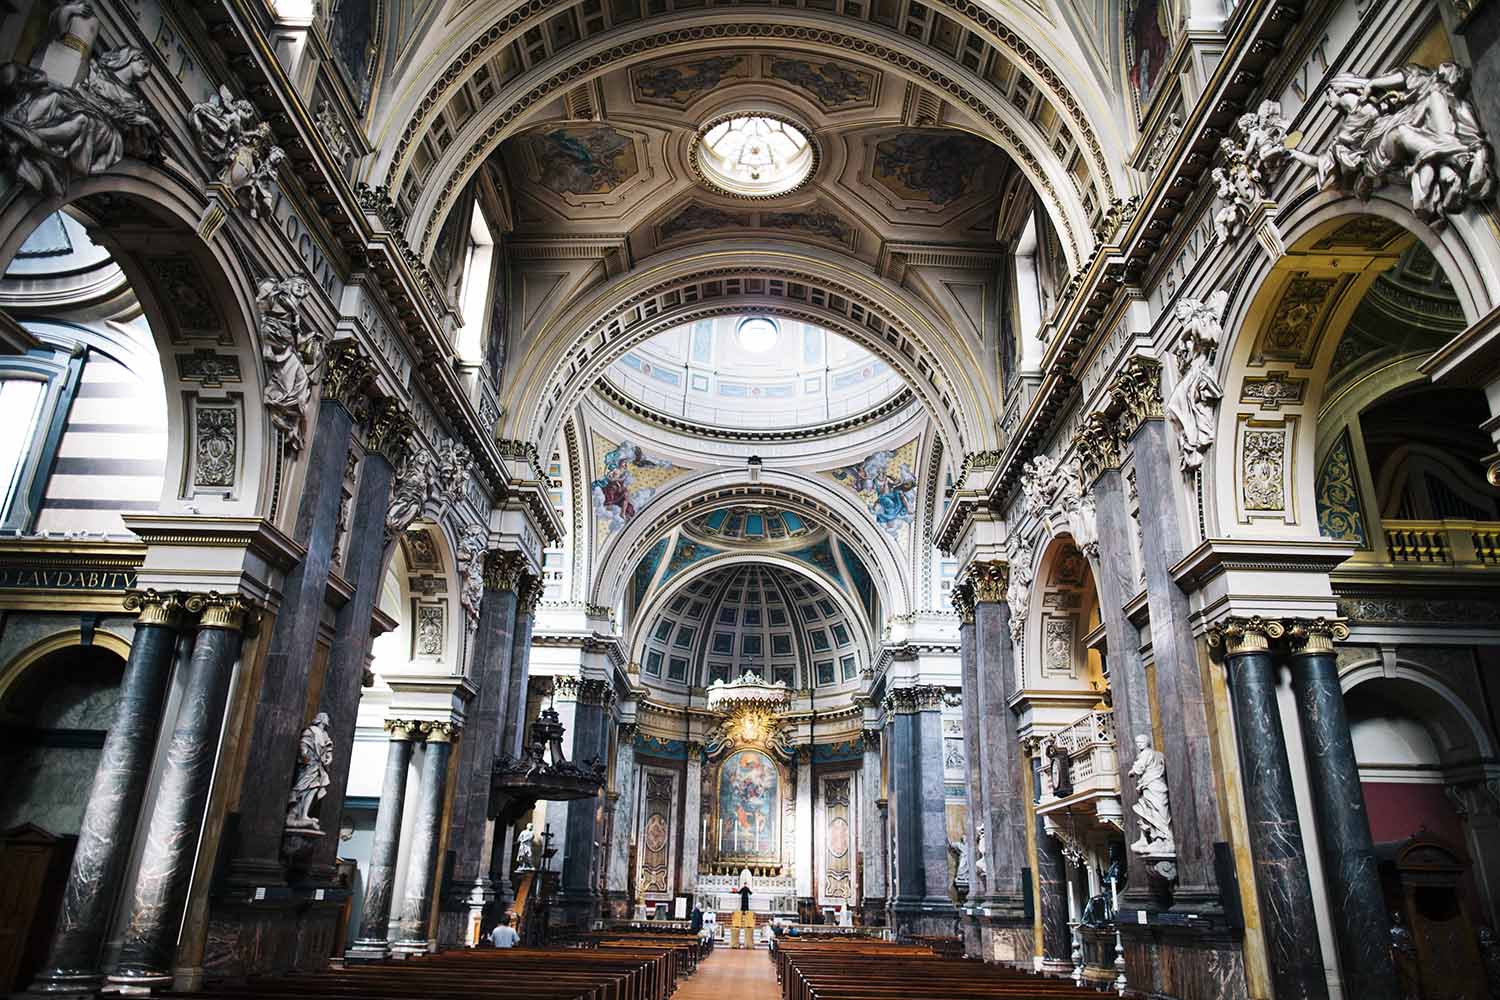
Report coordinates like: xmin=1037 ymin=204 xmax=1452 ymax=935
xmin=949 ymin=837 xmax=969 ymax=888
xmin=515 ymin=822 xmax=537 ymax=870
xmin=286 ymin=712 xmax=333 ymax=831
xmin=973 ymin=823 xmax=988 ymax=888
xmin=1127 ymin=734 xmax=1175 ymax=856
xmin=1166 ymin=291 xmax=1230 ymax=472
xmin=458 ymin=523 xmax=488 ymax=632
xmin=256 ymin=277 xmax=322 ymax=453
xmin=188 ymin=84 xmax=284 ymax=219
xmin=1286 ymin=63 xmax=1495 ymax=223
xmin=385 ymin=457 xmax=432 ymax=537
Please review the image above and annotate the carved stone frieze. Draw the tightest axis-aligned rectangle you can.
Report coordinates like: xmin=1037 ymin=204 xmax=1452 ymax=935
xmin=1166 ymin=292 xmax=1229 ymax=472
xmin=193 ymin=406 xmax=237 ymax=488
xmin=1242 ymin=428 xmax=1287 ymax=511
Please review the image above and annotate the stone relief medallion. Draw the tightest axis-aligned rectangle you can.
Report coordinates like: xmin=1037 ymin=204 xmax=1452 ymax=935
xmin=1242 ymin=429 xmax=1287 ymax=512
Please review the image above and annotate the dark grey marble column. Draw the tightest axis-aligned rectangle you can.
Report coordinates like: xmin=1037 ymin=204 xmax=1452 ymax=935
xmin=1035 ymin=818 xmax=1071 ymax=970
xmin=108 ymin=594 xmax=252 ymax=991
xmin=970 ymin=564 xmax=1027 ymax=920
xmin=439 ymin=557 xmax=520 ymax=946
xmin=560 ymin=678 xmax=610 ymax=917
xmin=1215 ymin=621 xmax=1328 ymax=1000
xmin=859 ymin=728 xmax=886 ymax=916
xmin=302 ymin=443 xmax=399 ymax=880
xmin=954 ymin=603 xmax=982 ymax=895
xmin=392 ymin=725 xmax=458 ymax=955
xmin=887 ymin=707 xmax=920 ymax=907
xmin=346 ymin=721 xmax=420 ymax=960
xmin=915 ymin=692 xmax=952 ymax=910
xmin=1287 ymin=624 xmax=1398 ymax=1000
xmin=227 ymin=355 xmax=366 ymax=889
xmin=499 ymin=581 xmax=539 ymax=759
xmin=1126 ymin=415 xmax=1225 ymax=909
xmin=1087 ymin=464 xmax=1152 ymax=894
xmin=29 ymin=592 xmax=188 ymax=994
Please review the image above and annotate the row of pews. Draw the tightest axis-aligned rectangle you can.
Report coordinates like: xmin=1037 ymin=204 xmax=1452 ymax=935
xmin=776 ymin=939 xmax=1113 ymax=1000
xmin=162 ymin=933 xmax=697 ymax=1000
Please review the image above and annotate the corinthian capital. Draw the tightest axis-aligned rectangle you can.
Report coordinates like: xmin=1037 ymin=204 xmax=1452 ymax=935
xmin=1108 ymin=355 xmax=1165 ymax=439
xmin=966 ymin=560 xmax=1009 ymax=604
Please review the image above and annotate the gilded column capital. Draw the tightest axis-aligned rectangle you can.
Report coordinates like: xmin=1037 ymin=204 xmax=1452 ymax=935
xmin=420 ymin=720 xmax=461 ymax=743
xmin=123 ymin=589 xmax=192 ymax=629
xmin=187 ymin=591 xmax=256 ymax=632
xmin=861 ymin=727 xmax=881 ymax=748
xmin=618 ymin=722 xmax=639 ymax=742
xmin=1108 ymin=355 xmax=1165 ymax=439
xmin=364 ymin=395 xmax=415 ymax=467
xmin=1074 ymin=410 xmax=1122 ymax=485
xmin=949 ymin=580 xmax=975 ymax=624
xmin=1286 ymin=618 xmax=1350 ymax=655
xmin=1206 ymin=616 xmax=1286 ymax=658
xmin=320 ymin=339 xmax=375 ymax=417
xmin=517 ymin=573 xmax=546 ymax=613
xmin=384 ymin=718 xmax=424 ymax=741
xmin=966 ymin=560 xmax=1009 ymax=603
xmin=482 ymin=550 xmax=525 ymax=592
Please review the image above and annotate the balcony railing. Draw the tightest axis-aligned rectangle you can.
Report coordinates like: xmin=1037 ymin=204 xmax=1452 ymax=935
xmin=1038 ymin=710 xmax=1119 ymax=815
xmin=1380 ymin=519 xmax=1500 ymax=567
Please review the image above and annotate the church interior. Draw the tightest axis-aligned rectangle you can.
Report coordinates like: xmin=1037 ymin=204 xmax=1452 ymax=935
xmin=2 ymin=0 xmax=1500 ymax=998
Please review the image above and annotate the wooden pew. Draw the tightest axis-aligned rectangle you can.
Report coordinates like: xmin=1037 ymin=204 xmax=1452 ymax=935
xmin=776 ymin=938 xmax=1108 ymax=1000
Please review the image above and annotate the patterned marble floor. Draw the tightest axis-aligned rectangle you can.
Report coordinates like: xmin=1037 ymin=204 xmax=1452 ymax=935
xmin=674 ymin=945 xmax=780 ymax=999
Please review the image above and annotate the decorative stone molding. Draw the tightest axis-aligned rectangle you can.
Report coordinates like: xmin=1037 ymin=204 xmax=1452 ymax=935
xmin=1166 ymin=293 xmax=1229 ymax=472
xmin=949 ymin=580 xmax=975 ymax=625
xmin=967 ymin=560 xmax=1009 ymax=604
xmin=1206 ymin=616 xmax=1287 ymax=657
xmin=1284 ymin=63 xmax=1495 ymax=225
xmin=319 ymin=340 xmax=375 ymax=418
xmin=861 ymin=727 xmax=881 ymax=748
xmin=0 ymin=47 xmax=161 ymax=198
xmin=256 ymin=277 xmax=323 ymax=454
xmin=420 ymin=720 xmax=461 ymax=743
xmin=1105 ymin=355 xmax=1164 ymax=441
xmin=188 ymin=84 xmax=285 ymax=222
xmin=314 ymin=100 xmax=354 ymax=168
xmin=1021 ymin=454 xmax=1098 ymax=559
xmin=188 ymin=591 xmax=255 ymax=632
xmin=122 ymin=589 xmax=192 ymax=629
xmin=482 ymin=549 xmax=525 ymax=593
xmin=1286 ymin=618 xmax=1351 ymax=655
xmin=1073 ymin=411 xmax=1121 ymax=485
xmin=884 ymin=684 xmax=947 ymax=714
xmin=1211 ymin=100 xmax=1293 ymax=243
xmin=1445 ymin=778 xmax=1500 ymax=819
xmin=363 ymin=396 xmax=414 ymax=468
xmin=383 ymin=719 xmax=424 ymax=741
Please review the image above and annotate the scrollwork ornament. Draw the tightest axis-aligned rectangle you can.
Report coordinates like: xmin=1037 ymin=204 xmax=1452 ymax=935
xmin=421 ymin=720 xmax=461 ymax=743
xmin=1206 ymin=615 xmax=1286 ymax=657
xmin=189 ymin=590 xmax=255 ymax=632
xmin=1286 ymin=617 xmax=1351 ymax=655
xmin=123 ymin=588 xmax=190 ymax=629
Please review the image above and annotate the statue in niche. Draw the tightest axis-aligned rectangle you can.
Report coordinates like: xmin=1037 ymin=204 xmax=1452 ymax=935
xmin=1127 ymin=734 xmax=1174 ymax=857
xmin=948 ymin=836 xmax=968 ymax=890
xmin=1166 ymin=291 xmax=1230 ymax=472
xmin=515 ymin=822 xmax=537 ymax=870
xmin=286 ymin=713 xmax=333 ymax=831
xmin=1285 ymin=63 xmax=1495 ymax=224
xmin=188 ymin=84 xmax=285 ymax=219
xmin=256 ymin=276 xmax=322 ymax=453
xmin=0 ymin=45 xmax=161 ymax=197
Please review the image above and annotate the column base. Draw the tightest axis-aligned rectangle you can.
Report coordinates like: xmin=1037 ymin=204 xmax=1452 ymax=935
xmin=966 ymin=909 xmax=1035 ymax=968
xmin=889 ymin=899 xmax=958 ymax=939
xmin=344 ymin=938 xmax=393 ymax=962
xmin=1040 ymin=957 xmax=1074 ymax=975
xmin=388 ymin=939 xmax=436 ymax=958
xmin=25 ymin=968 xmax=105 ymax=997
xmin=1117 ymin=918 xmax=1248 ymax=998
xmin=103 ymin=967 xmax=172 ymax=995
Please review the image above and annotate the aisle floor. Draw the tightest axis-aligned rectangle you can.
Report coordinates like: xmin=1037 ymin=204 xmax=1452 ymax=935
xmin=674 ymin=945 xmax=780 ymax=1000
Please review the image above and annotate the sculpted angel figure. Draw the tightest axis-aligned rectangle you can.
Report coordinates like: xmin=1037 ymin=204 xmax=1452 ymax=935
xmin=189 ymin=84 xmax=284 ymax=219
xmin=1288 ymin=63 xmax=1495 ymax=222
xmin=286 ymin=712 xmax=333 ymax=830
xmin=385 ymin=456 xmax=432 ymax=537
xmin=457 ymin=524 xmax=488 ymax=630
xmin=256 ymin=277 xmax=321 ymax=452
xmin=1128 ymin=734 xmax=1175 ymax=856
xmin=1166 ymin=290 xmax=1229 ymax=471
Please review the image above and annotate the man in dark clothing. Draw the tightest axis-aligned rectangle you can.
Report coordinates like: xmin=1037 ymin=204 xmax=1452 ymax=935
xmin=691 ymin=904 xmax=703 ymax=933
xmin=739 ymin=884 xmax=751 ymax=911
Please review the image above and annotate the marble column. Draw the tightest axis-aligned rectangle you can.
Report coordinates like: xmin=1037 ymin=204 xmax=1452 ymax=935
xmin=1286 ymin=621 xmax=1398 ymax=1000
xmin=970 ymin=563 xmax=1027 ymax=920
xmin=29 ymin=591 xmax=189 ymax=994
xmin=303 ymin=437 xmax=399 ymax=880
xmin=859 ymin=729 xmax=886 ymax=916
xmin=1035 ymin=819 xmax=1071 ymax=973
xmin=346 ymin=720 xmax=420 ymax=960
xmin=108 ymin=593 xmax=252 ymax=991
xmin=795 ymin=747 xmax=814 ymax=904
xmin=679 ymin=743 xmax=703 ymax=899
xmin=1081 ymin=454 xmax=1153 ymax=897
xmin=604 ymin=724 xmax=638 ymax=907
xmin=392 ymin=723 xmax=459 ymax=956
xmin=1211 ymin=619 xmax=1328 ymax=1000
xmin=1124 ymin=403 xmax=1226 ymax=909
xmin=914 ymin=690 xmax=952 ymax=911
xmin=499 ymin=579 xmax=540 ymax=759
xmin=887 ymin=708 xmax=919 ymax=907
xmin=953 ymin=595 xmax=982 ymax=897
xmin=560 ymin=678 xmax=609 ymax=915
xmin=439 ymin=554 xmax=521 ymax=947
xmin=227 ymin=352 xmax=368 ymax=888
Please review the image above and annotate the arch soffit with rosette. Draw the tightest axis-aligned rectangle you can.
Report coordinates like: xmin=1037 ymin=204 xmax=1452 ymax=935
xmin=589 ymin=466 xmax=911 ymax=620
xmin=370 ymin=12 xmax=1116 ymax=270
